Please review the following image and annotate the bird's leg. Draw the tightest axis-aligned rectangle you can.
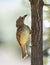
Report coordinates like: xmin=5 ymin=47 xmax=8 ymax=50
xmin=29 ymin=29 xmax=32 ymax=34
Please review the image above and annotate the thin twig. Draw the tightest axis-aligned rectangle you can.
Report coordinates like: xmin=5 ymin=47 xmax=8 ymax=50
xmin=42 ymin=1 xmax=50 ymax=6
xmin=44 ymin=4 xmax=50 ymax=6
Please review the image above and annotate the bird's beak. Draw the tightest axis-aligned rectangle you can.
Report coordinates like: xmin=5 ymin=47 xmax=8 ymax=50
xmin=23 ymin=15 xmax=27 ymax=19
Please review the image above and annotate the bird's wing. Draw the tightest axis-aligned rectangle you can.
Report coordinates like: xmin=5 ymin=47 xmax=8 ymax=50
xmin=16 ymin=29 xmax=22 ymax=46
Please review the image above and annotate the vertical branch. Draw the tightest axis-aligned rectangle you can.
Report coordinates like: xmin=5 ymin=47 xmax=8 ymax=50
xmin=29 ymin=0 xmax=43 ymax=65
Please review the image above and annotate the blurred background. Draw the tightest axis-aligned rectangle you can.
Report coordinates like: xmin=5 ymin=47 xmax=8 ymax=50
xmin=0 ymin=0 xmax=50 ymax=65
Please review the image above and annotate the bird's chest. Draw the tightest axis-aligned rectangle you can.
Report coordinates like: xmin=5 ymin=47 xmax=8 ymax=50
xmin=16 ymin=27 xmax=30 ymax=47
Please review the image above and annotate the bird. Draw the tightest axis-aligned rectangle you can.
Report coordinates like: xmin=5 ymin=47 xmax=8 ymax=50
xmin=16 ymin=15 xmax=31 ymax=58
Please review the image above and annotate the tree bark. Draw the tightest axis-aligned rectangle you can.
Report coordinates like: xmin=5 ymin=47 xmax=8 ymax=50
xmin=29 ymin=0 xmax=43 ymax=65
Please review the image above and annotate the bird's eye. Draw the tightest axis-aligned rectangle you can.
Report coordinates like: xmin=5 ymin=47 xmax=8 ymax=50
xmin=22 ymin=17 xmax=23 ymax=19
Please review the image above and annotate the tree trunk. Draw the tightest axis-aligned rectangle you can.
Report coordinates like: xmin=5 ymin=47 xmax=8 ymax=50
xmin=29 ymin=0 xmax=43 ymax=65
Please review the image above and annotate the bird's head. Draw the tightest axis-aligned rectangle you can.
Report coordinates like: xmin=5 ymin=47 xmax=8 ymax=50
xmin=16 ymin=15 xmax=27 ymax=28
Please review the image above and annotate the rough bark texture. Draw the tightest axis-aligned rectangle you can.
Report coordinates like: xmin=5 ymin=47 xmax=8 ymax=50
xmin=29 ymin=0 xmax=43 ymax=65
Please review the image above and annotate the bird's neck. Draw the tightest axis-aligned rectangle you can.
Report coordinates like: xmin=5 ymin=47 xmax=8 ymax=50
xmin=18 ymin=24 xmax=25 ymax=29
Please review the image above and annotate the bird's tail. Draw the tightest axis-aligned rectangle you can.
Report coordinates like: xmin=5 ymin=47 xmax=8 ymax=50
xmin=21 ymin=46 xmax=27 ymax=58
